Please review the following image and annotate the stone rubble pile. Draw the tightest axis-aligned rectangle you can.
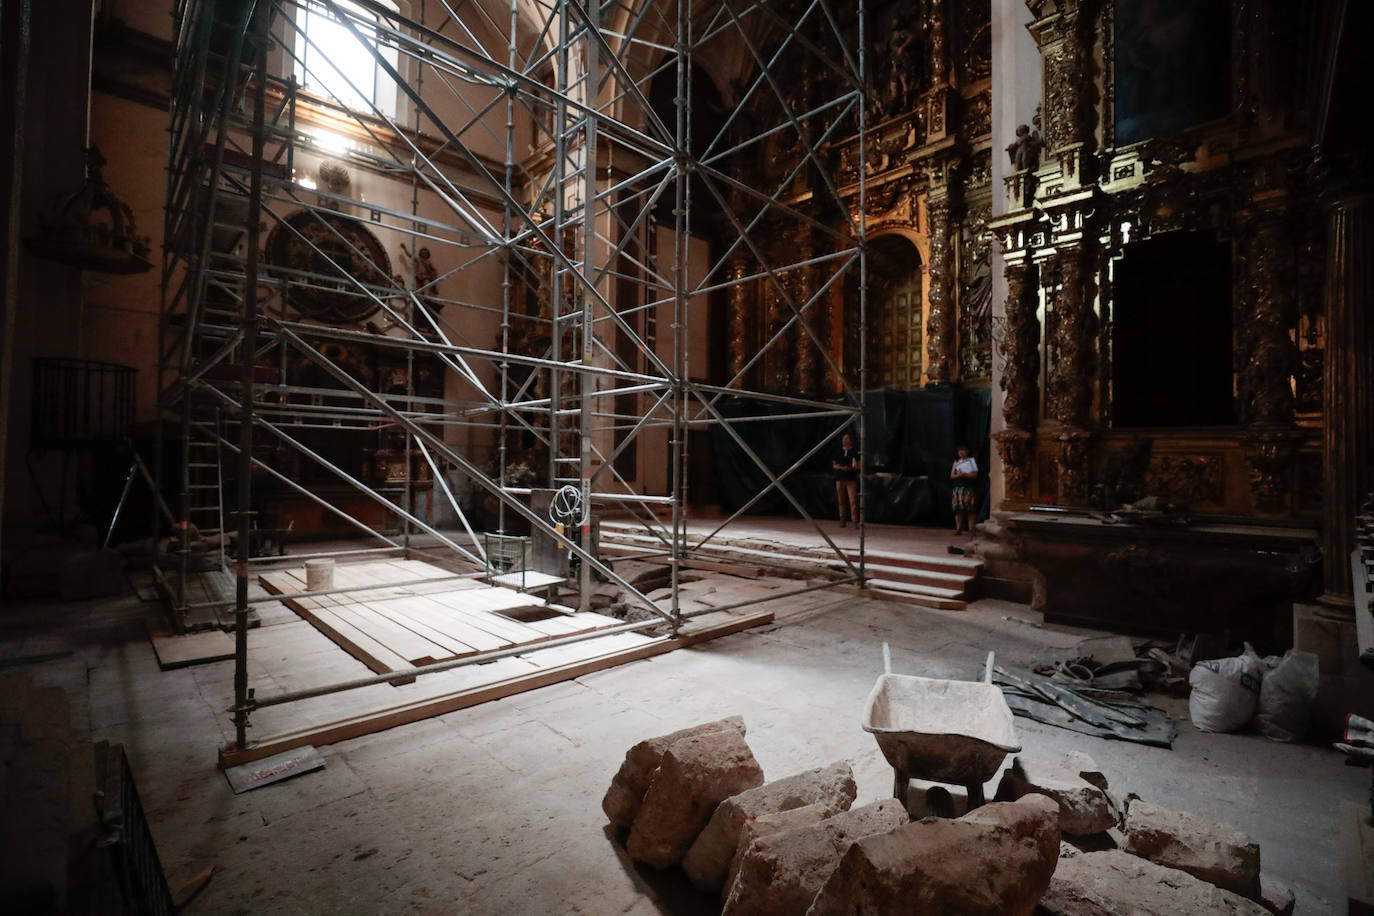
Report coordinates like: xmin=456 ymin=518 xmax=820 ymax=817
xmin=602 ymin=718 xmax=1297 ymax=915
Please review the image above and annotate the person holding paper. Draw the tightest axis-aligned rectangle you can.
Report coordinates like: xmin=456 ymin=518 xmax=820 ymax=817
xmin=950 ymin=445 xmax=978 ymax=535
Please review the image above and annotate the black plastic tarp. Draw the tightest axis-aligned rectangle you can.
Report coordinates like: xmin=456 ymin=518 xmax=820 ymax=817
xmin=710 ymin=387 xmax=991 ymax=527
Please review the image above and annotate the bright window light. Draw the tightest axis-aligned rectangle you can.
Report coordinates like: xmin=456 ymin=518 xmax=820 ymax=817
xmin=297 ymin=0 xmax=399 ymax=118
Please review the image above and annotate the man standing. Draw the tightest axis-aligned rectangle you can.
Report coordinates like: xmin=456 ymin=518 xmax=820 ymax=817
xmin=833 ymin=432 xmax=860 ymax=528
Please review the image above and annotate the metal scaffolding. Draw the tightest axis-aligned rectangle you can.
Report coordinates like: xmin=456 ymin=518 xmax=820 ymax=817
xmin=159 ymin=0 xmax=868 ymax=748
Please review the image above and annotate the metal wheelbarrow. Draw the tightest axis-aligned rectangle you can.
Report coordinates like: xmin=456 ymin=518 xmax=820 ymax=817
xmin=862 ymin=644 xmax=1021 ymax=812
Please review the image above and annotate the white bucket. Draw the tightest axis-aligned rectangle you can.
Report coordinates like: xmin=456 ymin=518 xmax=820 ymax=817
xmin=305 ymin=558 xmax=335 ymax=591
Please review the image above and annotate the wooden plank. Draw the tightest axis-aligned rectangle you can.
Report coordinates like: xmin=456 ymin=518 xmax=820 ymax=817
xmin=417 ymin=591 xmax=553 ymax=643
xmin=384 ymin=559 xmax=485 ymax=586
xmin=352 ymin=596 xmax=481 ymax=659
xmin=369 ymin=596 xmax=512 ymax=654
xmin=517 ymin=632 xmax=659 ymax=668
xmin=326 ymin=602 xmax=454 ymax=666
xmin=332 ymin=561 xmax=479 ymax=599
xmin=259 ymin=571 xmax=417 ymax=683
xmin=218 ymin=609 xmax=774 ymax=768
xmin=294 ymin=605 xmax=417 ymax=684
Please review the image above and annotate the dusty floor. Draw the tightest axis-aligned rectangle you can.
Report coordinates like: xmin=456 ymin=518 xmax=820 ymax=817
xmin=2 ymin=567 xmax=1367 ymax=915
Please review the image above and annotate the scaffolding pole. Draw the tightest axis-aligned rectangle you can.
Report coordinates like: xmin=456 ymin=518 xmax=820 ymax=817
xmin=159 ymin=0 xmax=868 ymax=746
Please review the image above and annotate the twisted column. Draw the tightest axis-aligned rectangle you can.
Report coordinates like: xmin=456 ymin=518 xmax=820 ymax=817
xmin=994 ymin=260 xmax=1039 ymax=500
xmin=924 ymin=195 xmax=957 ymax=383
xmin=726 ymin=254 xmax=750 ymax=389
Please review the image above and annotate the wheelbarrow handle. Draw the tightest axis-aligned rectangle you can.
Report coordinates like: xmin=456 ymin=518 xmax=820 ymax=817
xmin=883 ymin=642 xmax=892 ymax=675
xmin=984 ymin=650 xmax=996 ymax=684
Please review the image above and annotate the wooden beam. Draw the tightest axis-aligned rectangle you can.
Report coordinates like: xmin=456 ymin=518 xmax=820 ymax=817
xmin=217 ymin=610 xmax=772 ymax=769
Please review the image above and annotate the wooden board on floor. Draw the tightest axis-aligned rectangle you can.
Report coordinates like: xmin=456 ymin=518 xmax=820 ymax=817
xmin=260 ymin=571 xmax=418 ymax=684
xmin=147 ymin=625 xmax=236 ymax=670
xmin=218 ymin=608 xmax=773 ymax=768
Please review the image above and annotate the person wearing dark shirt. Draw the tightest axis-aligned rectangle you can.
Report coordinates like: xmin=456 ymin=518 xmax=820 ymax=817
xmin=832 ymin=433 xmax=860 ymax=527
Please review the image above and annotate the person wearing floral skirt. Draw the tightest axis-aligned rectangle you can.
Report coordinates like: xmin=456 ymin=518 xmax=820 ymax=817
xmin=950 ymin=445 xmax=978 ymax=535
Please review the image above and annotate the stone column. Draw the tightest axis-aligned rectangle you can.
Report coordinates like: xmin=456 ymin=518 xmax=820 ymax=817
xmin=1239 ymin=209 xmax=1301 ymax=511
xmin=925 ymin=194 xmax=957 ymax=383
xmin=1320 ymin=194 xmax=1374 ymax=604
xmin=993 ymin=258 xmax=1039 ymax=500
xmin=1045 ymin=246 xmax=1096 ymax=503
xmin=726 ymin=254 xmax=750 ymax=389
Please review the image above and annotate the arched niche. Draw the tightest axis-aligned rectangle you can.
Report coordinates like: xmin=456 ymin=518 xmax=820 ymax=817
xmin=843 ymin=231 xmax=926 ymax=391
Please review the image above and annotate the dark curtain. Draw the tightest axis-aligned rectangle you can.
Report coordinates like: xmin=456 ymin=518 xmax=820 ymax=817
xmin=711 ymin=387 xmax=992 ymax=526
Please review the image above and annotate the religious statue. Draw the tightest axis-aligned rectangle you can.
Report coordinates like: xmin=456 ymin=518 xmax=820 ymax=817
xmin=1006 ymin=124 xmax=1043 ymax=171
xmin=879 ymin=24 xmax=918 ymax=119
xmin=400 ymin=242 xmax=442 ymax=318
xmin=317 ymin=160 xmax=350 ymax=211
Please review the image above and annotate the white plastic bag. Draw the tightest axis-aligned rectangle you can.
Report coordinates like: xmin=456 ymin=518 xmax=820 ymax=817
xmin=1188 ymin=644 xmax=1266 ymax=733
xmin=1255 ymin=649 xmax=1319 ymax=742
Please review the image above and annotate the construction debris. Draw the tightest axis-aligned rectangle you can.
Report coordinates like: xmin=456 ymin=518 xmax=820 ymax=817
xmin=994 ymin=666 xmax=1178 ymax=747
xmin=1040 ymin=850 xmax=1268 ymax=915
xmin=995 ymin=754 xmax=1119 ymax=836
xmin=1122 ymin=799 xmax=1262 ymax=899
xmin=808 ymin=795 xmax=1060 ymax=916
xmin=624 ymin=727 xmax=765 ymax=869
xmin=602 ymin=719 xmax=1298 ymax=915
xmin=722 ymin=800 xmax=908 ymax=916
xmin=602 ymin=716 xmax=746 ymax=832
xmin=683 ymin=761 xmax=856 ymax=894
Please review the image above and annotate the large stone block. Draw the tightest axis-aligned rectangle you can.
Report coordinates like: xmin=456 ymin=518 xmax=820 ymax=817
xmin=996 ymin=754 xmax=1118 ymax=836
xmin=1259 ymin=874 xmax=1295 ymax=916
xmin=807 ymin=794 xmax=1060 ymax=916
xmin=625 ymin=727 xmax=764 ymax=869
xmin=602 ymin=715 xmax=745 ymax=831
xmin=722 ymin=803 xmax=834 ymax=900
xmin=1039 ymin=850 xmax=1268 ymax=915
xmin=721 ymin=799 xmax=907 ymax=916
xmin=683 ymin=761 xmax=856 ymax=894
xmin=1122 ymin=800 xmax=1261 ymax=899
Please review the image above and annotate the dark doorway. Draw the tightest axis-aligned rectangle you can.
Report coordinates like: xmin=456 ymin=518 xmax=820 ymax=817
xmin=1112 ymin=231 xmax=1234 ymax=427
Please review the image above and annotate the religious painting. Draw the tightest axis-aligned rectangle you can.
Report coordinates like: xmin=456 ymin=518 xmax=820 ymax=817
xmin=1113 ymin=0 xmax=1231 ymax=147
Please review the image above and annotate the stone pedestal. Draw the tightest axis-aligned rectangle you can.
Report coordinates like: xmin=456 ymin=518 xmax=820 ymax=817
xmin=1293 ymin=602 xmax=1374 ymax=736
xmin=1008 ymin=513 xmax=1318 ymax=639
xmin=1320 ymin=195 xmax=1374 ymax=604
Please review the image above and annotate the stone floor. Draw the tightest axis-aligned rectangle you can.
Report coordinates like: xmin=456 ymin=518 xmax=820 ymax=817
xmin=1 ymin=567 xmax=1367 ymax=915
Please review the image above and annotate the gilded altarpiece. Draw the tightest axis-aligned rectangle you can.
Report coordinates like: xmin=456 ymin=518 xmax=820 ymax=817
xmin=727 ymin=0 xmax=995 ymax=396
xmin=990 ymin=0 xmax=1326 ymax=522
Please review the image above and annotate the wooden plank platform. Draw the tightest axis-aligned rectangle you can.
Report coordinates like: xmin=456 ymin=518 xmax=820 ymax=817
xmin=259 ymin=560 xmax=628 ymax=677
xmin=218 ymin=607 xmax=773 ymax=768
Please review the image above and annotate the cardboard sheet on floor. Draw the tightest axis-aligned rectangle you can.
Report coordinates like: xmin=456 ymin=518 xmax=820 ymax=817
xmin=224 ymin=745 xmax=326 ymax=794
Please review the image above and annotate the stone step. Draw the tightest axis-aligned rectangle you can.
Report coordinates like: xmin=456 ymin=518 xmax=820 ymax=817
xmin=834 ymin=583 xmax=967 ymax=611
xmin=597 ymin=527 xmax=979 ymax=599
xmin=599 ymin=540 xmax=974 ymax=604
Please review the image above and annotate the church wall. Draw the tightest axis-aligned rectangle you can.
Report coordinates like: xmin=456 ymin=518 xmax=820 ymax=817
xmin=2 ymin=1 xmax=542 ymax=538
xmin=4 ymin=0 xmax=97 ymax=531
